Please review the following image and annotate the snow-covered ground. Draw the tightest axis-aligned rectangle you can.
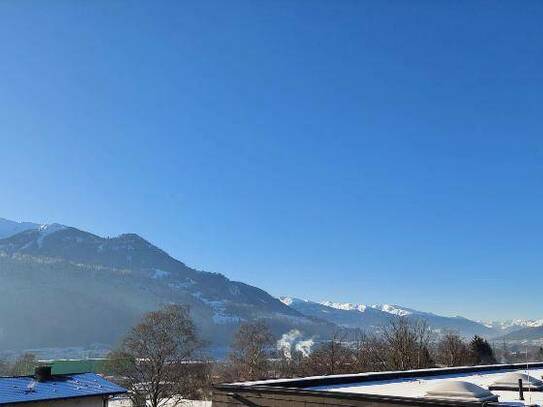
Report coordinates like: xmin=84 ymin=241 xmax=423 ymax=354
xmin=109 ymin=397 xmax=211 ymax=407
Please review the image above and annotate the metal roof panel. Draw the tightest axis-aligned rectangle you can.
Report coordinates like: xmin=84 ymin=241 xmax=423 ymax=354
xmin=0 ymin=373 xmax=127 ymax=405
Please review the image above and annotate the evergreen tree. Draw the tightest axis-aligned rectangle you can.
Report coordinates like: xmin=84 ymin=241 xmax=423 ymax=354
xmin=537 ymin=347 xmax=543 ymax=361
xmin=469 ymin=335 xmax=496 ymax=365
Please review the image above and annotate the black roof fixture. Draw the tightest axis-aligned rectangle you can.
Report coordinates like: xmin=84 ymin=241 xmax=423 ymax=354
xmin=34 ymin=366 xmax=53 ymax=382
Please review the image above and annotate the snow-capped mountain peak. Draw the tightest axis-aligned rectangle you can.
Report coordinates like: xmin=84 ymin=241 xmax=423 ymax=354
xmin=281 ymin=296 xmax=499 ymax=338
xmin=369 ymin=304 xmax=413 ymax=317
xmin=317 ymin=301 xmax=414 ymax=316
xmin=320 ymin=301 xmax=367 ymax=313
xmin=38 ymin=223 xmax=67 ymax=236
xmin=279 ymin=296 xmax=308 ymax=306
xmin=480 ymin=319 xmax=543 ymax=331
xmin=279 ymin=296 xmax=294 ymax=306
xmin=36 ymin=223 xmax=67 ymax=247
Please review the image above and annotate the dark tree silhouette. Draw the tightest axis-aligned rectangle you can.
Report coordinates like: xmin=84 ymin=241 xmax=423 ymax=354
xmin=469 ymin=335 xmax=496 ymax=365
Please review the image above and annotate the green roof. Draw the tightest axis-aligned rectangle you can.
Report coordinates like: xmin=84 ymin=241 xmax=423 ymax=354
xmin=35 ymin=359 xmax=111 ymax=375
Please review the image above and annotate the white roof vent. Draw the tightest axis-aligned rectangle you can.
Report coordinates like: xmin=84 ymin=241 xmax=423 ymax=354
xmin=489 ymin=372 xmax=543 ymax=391
xmin=425 ymin=381 xmax=499 ymax=402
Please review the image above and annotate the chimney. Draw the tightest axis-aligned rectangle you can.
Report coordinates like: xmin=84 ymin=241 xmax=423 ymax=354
xmin=34 ymin=366 xmax=52 ymax=382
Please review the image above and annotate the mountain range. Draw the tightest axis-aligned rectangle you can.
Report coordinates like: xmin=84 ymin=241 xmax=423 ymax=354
xmin=0 ymin=218 xmax=39 ymax=239
xmin=280 ymin=297 xmax=499 ymax=338
xmin=278 ymin=300 xmax=543 ymax=340
xmin=0 ymin=217 xmax=541 ymax=357
xmin=0 ymin=218 xmax=334 ymax=356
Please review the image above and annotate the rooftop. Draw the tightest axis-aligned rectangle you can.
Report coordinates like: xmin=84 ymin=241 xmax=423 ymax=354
xmin=217 ymin=362 xmax=543 ymax=406
xmin=0 ymin=372 xmax=127 ymax=405
xmin=308 ymin=367 xmax=543 ymax=404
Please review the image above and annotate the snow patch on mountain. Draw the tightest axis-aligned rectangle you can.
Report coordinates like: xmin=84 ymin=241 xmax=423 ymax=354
xmin=151 ymin=269 xmax=170 ymax=279
xmin=280 ymin=296 xmax=309 ymax=306
xmin=37 ymin=223 xmax=67 ymax=248
xmin=192 ymin=292 xmax=241 ymax=325
xmin=316 ymin=300 xmax=412 ymax=316
xmin=320 ymin=301 xmax=367 ymax=312
xmin=370 ymin=304 xmax=413 ymax=316
xmin=482 ymin=319 xmax=543 ymax=331
xmin=282 ymin=296 xmax=502 ymax=338
xmin=192 ymin=292 xmax=225 ymax=308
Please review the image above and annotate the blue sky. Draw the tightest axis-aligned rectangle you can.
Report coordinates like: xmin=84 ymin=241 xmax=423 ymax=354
xmin=1 ymin=1 xmax=542 ymax=320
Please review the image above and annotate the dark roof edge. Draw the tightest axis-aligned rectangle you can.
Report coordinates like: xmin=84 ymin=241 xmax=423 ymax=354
xmin=216 ymin=362 xmax=543 ymax=389
xmin=0 ymin=371 xmax=95 ymax=380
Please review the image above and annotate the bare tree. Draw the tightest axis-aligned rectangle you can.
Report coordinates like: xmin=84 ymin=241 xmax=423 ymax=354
xmin=0 ymin=359 xmax=11 ymax=376
xmin=496 ymin=339 xmax=512 ymax=364
xmin=275 ymin=344 xmax=305 ymax=378
xmin=412 ymin=318 xmax=434 ymax=368
xmin=381 ymin=317 xmax=434 ymax=370
xmin=436 ymin=331 xmax=470 ymax=367
xmin=109 ymin=305 xmax=205 ymax=407
xmin=10 ymin=353 xmax=37 ymax=375
xmin=353 ymin=332 xmax=387 ymax=372
xmin=303 ymin=330 xmax=354 ymax=376
xmin=226 ymin=320 xmax=275 ymax=381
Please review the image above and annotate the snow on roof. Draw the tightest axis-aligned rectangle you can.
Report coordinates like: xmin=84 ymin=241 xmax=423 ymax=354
xmin=489 ymin=372 xmax=543 ymax=390
xmin=424 ymin=381 xmax=498 ymax=402
xmin=308 ymin=367 xmax=543 ymax=405
xmin=220 ymin=363 xmax=543 ymax=406
xmin=110 ymin=398 xmax=211 ymax=407
xmin=0 ymin=373 xmax=126 ymax=405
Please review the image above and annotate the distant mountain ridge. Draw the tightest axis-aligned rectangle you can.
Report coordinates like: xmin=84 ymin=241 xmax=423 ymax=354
xmin=0 ymin=218 xmax=39 ymax=239
xmin=481 ymin=319 xmax=543 ymax=333
xmin=279 ymin=297 xmax=499 ymax=338
xmin=499 ymin=326 xmax=543 ymax=341
xmin=0 ymin=217 xmax=541 ymax=355
xmin=0 ymin=219 xmax=334 ymax=355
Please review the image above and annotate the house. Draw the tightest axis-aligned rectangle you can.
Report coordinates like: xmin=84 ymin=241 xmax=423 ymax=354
xmin=0 ymin=366 xmax=127 ymax=407
xmin=214 ymin=362 xmax=543 ymax=406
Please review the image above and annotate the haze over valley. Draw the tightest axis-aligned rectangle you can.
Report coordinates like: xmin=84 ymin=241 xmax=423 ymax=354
xmin=1 ymin=217 xmax=541 ymax=359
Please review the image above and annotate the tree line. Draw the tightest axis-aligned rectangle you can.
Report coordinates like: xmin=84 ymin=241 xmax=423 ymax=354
xmin=220 ymin=318 xmax=498 ymax=382
xmin=2 ymin=305 xmax=543 ymax=407
xmin=104 ymin=305 xmax=543 ymax=406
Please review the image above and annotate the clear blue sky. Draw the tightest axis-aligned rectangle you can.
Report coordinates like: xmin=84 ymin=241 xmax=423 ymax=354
xmin=1 ymin=1 xmax=542 ymax=321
